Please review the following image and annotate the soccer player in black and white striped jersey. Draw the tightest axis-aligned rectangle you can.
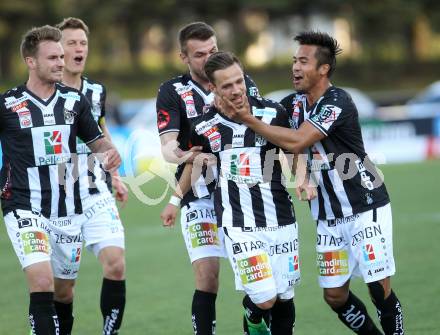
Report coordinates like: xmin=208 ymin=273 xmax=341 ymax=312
xmin=185 ymin=51 xmax=315 ymax=335
xmin=224 ymin=32 xmax=405 ymax=335
xmin=0 ymin=25 xmax=121 ymax=335
xmin=54 ymin=17 xmax=127 ymax=335
xmin=158 ymin=23 xmax=260 ymax=335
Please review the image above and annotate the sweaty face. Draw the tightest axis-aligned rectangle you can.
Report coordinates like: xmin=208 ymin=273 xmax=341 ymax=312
xmin=292 ymin=45 xmax=322 ymax=93
xmin=60 ymin=28 xmax=88 ymax=75
xmin=32 ymin=41 xmax=65 ymax=84
xmin=182 ymin=36 xmax=217 ymax=82
xmin=212 ymin=63 xmax=247 ymax=109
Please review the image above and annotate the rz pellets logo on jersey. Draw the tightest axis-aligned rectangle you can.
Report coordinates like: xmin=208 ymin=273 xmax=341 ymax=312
xmin=189 ymin=222 xmax=220 ymax=248
xmin=221 ymin=148 xmax=263 ymax=184
xmin=32 ymin=125 xmax=71 ymax=166
xmin=237 ymin=254 xmax=272 ymax=284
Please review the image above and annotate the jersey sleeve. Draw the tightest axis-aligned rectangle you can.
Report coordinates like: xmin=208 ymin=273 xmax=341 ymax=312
xmin=156 ymin=83 xmax=181 ymax=135
xmin=77 ymin=95 xmax=103 ymax=144
xmin=244 ymin=74 xmax=260 ymax=98
xmin=307 ymin=96 xmax=354 ymax=136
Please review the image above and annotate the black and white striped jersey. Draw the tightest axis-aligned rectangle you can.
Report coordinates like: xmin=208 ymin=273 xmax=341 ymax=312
xmin=280 ymin=86 xmax=390 ymax=221
xmin=193 ymin=96 xmax=296 ymax=228
xmin=76 ymin=76 xmax=112 ymax=196
xmin=156 ymin=73 xmax=260 ymax=207
xmin=0 ymin=83 xmax=103 ymax=219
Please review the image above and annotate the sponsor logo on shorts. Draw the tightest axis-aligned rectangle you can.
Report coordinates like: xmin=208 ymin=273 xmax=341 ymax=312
xmin=186 ymin=208 xmax=216 ymax=223
xmin=237 ymin=254 xmax=272 ymax=284
xmin=317 ymin=250 xmax=349 ymax=276
xmin=54 ymin=233 xmax=83 ymax=244
xmin=21 ymin=231 xmax=50 ymax=255
xmin=317 ymin=234 xmax=343 ymax=247
xmin=84 ymin=196 xmax=114 ymax=219
xmin=362 ymin=244 xmax=376 ymax=261
xmin=71 ymin=247 xmax=81 ymax=263
xmin=352 ymin=225 xmax=382 ymax=246
xmin=50 ymin=218 xmax=72 ymax=227
xmin=18 ymin=218 xmax=33 ymax=229
xmin=189 ymin=222 xmax=219 ymax=248
xmin=289 ymin=256 xmax=299 ymax=272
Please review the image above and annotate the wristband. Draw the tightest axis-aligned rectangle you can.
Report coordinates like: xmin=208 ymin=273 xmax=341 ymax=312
xmin=169 ymin=195 xmax=181 ymax=206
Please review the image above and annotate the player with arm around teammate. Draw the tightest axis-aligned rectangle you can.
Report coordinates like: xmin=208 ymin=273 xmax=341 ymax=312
xmin=222 ymin=31 xmax=405 ymax=335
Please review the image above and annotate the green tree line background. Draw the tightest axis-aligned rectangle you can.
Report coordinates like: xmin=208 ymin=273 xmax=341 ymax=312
xmin=1 ymin=0 xmax=440 ymax=99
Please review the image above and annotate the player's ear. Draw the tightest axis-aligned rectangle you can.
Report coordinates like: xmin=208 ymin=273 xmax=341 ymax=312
xmin=319 ymin=64 xmax=330 ymax=76
xmin=25 ymin=56 xmax=36 ymax=69
xmin=208 ymin=82 xmax=215 ymax=93
xmin=180 ymin=51 xmax=188 ymax=64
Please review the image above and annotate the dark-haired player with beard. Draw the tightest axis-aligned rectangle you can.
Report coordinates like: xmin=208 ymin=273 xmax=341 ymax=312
xmin=222 ymin=31 xmax=405 ymax=335
xmin=157 ymin=22 xmax=260 ymax=335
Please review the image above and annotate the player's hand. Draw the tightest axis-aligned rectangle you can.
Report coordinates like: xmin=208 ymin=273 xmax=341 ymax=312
xmin=175 ymin=146 xmax=204 ymax=163
xmin=112 ymin=175 xmax=129 ymax=207
xmin=217 ymin=94 xmax=251 ymax=123
xmin=295 ymin=182 xmax=317 ymax=201
xmin=102 ymin=148 xmax=121 ymax=172
xmin=161 ymin=203 xmax=179 ymax=227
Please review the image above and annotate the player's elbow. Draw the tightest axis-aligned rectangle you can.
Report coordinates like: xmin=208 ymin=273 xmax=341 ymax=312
xmin=286 ymin=141 xmax=307 ymax=154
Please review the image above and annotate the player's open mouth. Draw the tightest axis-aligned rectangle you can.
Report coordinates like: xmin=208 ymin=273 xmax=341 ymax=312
xmin=74 ymin=56 xmax=84 ymax=64
xmin=293 ymin=75 xmax=303 ymax=85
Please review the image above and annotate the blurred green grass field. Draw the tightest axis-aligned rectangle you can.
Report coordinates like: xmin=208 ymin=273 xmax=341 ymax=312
xmin=1 ymin=160 xmax=439 ymax=334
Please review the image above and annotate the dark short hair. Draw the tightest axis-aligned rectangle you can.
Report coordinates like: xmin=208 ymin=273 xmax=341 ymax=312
xmin=204 ymin=51 xmax=242 ymax=83
xmin=56 ymin=17 xmax=89 ymax=35
xmin=294 ymin=31 xmax=342 ymax=77
xmin=21 ymin=25 xmax=62 ymax=59
xmin=178 ymin=22 xmax=216 ymax=54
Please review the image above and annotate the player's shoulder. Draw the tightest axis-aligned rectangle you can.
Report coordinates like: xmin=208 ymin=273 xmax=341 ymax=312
xmin=2 ymin=84 xmax=26 ymax=99
xmin=82 ymin=76 xmax=106 ymax=91
xmin=249 ymin=95 xmax=285 ymax=113
xmin=158 ymin=74 xmax=189 ymax=92
xmin=56 ymin=83 xmax=83 ymax=99
xmin=322 ymin=86 xmax=354 ymax=108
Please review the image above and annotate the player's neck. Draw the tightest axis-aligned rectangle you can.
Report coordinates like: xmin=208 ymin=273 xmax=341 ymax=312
xmin=62 ymin=71 xmax=83 ymax=90
xmin=190 ymin=73 xmax=210 ymax=91
xmin=306 ymin=80 xmax=331 ymax=106
xmin=26 ymin=76 xmax=56 ymax=100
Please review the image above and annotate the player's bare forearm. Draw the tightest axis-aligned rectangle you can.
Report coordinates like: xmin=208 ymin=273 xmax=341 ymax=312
xmin=174 ymin=163 xmax=193 ymax=198
xmin=242 ymin=114 xmax=303 ymax=153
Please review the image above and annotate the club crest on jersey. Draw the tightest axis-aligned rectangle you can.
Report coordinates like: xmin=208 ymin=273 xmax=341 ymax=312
xmin=64 ymin=108 xmax=77 ymax=124
xmin=312 ymin=105 xmax=342 ymax=125
xmin=255 ymin=134 xmax=267 ymax=146
xmin=185 ymin=99 xmax=197 ymax=118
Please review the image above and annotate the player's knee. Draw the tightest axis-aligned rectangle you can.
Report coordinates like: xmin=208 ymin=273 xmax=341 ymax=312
xmin=323 ymin=289 xmax=348 ymax=309
xmin=256 ymin=296 xmax=277 ymax=310
xmin=367 ymin=281 xmax=386 ymax=305
xmin=195 ymin=268 xmax=219 ymax=292
xmin=54 ymin=279 xmax=75 ymax=303
xmin=30 ymin=275 xmax=54 ymax=292
xmin=103 ymin=255 xmax=126 ymax=280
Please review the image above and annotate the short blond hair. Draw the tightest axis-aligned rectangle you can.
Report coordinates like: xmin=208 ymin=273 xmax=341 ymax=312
xmin=20 ymin=25 xmax=62 ymax=59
